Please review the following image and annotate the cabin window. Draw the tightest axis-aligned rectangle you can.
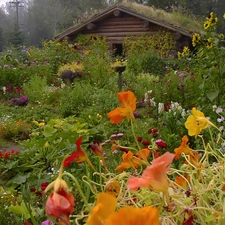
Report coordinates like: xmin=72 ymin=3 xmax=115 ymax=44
xmin=112 ymin=43 xmax=123 ymax=57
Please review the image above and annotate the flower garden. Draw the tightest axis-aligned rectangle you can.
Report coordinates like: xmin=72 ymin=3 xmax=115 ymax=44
xmin=0 ymin=13 xmax=225 ymax=225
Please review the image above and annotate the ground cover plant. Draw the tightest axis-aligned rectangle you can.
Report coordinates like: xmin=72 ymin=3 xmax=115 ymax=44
xmin=0 ymin=13 xmax=225 ymax=225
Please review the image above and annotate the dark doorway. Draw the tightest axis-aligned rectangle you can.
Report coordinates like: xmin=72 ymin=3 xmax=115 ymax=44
xmin=112 ymin=43 xmax=123 ymax=57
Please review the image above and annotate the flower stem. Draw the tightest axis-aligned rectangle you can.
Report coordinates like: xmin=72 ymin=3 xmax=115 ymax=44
xmin=63 ymin=172 xmax=91 ymax=211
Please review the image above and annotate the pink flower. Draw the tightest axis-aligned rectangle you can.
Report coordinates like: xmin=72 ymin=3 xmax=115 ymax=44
xmin=127 ymin=152 xmax=174 ymax=193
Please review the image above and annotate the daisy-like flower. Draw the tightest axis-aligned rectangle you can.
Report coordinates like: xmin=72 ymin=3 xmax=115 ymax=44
xmin=185 ymin=107 xmax=218 ymax=137
xmin=192 ymin=33 xmax=201 ymax=47
xmin=107 ymin=91 xmax=136 ymax=124
xmin=204 ymin=21 xmax=210 ymax=30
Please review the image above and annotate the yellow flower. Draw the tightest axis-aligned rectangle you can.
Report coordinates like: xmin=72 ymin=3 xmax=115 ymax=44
xmin=86 ymin=192 xmax=117 ymax=225
xmin=39 ymin=122 xmax=45 ymax=127
xmin=206 ymin=38 xmax=213 ymax=49
xmin=185 ymin=107 xmax=217 ymax=137
xmin=177 ymin=51 xmax=181 ymax=60
xmin=223 ymin=13 xmax=225 ymax=19
xmin=192 ymin=33 xmax=201 ymax=47
xmin=204 ymin=21 xmax=211 ymax=30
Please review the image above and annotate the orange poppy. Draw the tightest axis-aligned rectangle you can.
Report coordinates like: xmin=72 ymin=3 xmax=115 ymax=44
xmin=127 ymin=152 xmax=175 ymax=193
xmin=106 ymin=206 xmax=160 ymax=225
xmin=107 ymin=91 xmax=136 ymax=124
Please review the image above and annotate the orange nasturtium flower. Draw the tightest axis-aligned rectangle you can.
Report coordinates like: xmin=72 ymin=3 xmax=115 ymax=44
xmin=86 ymin=192 xmax=160 ymax=225
xmin=185 ymin=107 xmax=217 ymax=137
xmin=175 ymin=174 xmax=190 ymax=189
xmin=86 ymin=192 xmax=117 ymax=225
xmin=127 ymin=152 xmax=175 ymax=193
xmin=107 ymin=90 xmax=136 ymax=124
xmin=64 ymin=136 xmax=96 ymax=171
xmin=174 ymin=135 xmax=192 ymax=159
xmin=115 ymin=148 xmax=150 ymax=172
xmin=45 ymin=158 xmax=75 ymax=225
xmin=106 ymin=206 xmax=160 ymax=225
xmin=174 ymin=135 xmax=202 ymax=168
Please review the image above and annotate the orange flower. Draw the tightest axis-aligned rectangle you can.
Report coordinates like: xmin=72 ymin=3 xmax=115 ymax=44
xmin=46 ymin=190 xmax=75 ymax=225
xmin=107 ymin=91 xmax=136 ymax=124
xmin=127 ymin=152 xmax=174 ymax=193
xmin=185 ymin=107 xmax=217 ymax=137
xmin=105 ymin=179 xmax=121 ymax=197
xmin=106 ymin=206 xmax=160 ymax=225
xmin=174 ymin=135 xmax=192 ymax=159
xmin=175 ymin=174 xmax=190 ymax=189
xmin=174 ymin=135 xmax=202 ymax=168
xmin=64 ymin=136 xmax=95 ymax=171
xmin=86 ymin=192 xmax=117 ymax=225
xmin=115 ymin=149 xmax=150 ymax=172
xmin=86 ymin=192 xmax=160 ymax=225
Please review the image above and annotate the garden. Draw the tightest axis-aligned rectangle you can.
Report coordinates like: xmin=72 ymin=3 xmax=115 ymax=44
xmin=0 ymin=12 xmax=225 ymax=225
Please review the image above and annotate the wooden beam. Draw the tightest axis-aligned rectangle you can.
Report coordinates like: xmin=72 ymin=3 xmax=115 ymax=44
xmin=87 ymin=23 xmax=97 ymax=30
xmin=143 ymin=20 xmax=150 ymax=28
xmin=113 ymin=9 xmax=122 ymax=17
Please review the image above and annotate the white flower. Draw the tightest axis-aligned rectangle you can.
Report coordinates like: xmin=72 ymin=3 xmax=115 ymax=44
xmin=158 ymin=103 xmax=164 ymax=114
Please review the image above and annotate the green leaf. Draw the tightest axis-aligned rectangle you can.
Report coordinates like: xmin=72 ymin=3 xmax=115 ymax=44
xmin=206 ymin=89 xmax=219 ymax=102
xmin=205 ymin=214 xmax=215 ymax=222
xmin=43 ymin=125 xmax=57 ymax=137
xmin=10 ymin=173 xmax=30 ymax=185
xmin=8 ymin=202 xmax=30 ymax=219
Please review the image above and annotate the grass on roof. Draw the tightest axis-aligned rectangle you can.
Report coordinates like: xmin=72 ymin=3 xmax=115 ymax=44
xmin=120 ymin=2 xmax=204 ymax=34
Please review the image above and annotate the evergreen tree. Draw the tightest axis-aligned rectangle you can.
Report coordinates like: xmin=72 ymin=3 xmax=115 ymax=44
xmin=7 ymin=23 xmax=24 ymax=48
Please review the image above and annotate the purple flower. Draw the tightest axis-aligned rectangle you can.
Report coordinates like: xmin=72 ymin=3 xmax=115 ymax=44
xmin=41 ymin=220 xmax=55 ymax=225
xmin=216 ymin=107 xmax=223 ymax=114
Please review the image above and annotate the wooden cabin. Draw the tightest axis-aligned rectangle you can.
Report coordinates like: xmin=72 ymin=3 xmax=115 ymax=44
xmin=55 ymin=4 xmax=195 ymax=57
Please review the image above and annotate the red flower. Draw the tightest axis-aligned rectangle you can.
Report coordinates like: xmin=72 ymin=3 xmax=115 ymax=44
xmin=142 ymin=140 xmax=150 ymax=146
xmin=24 ymin=222 xmax=32 ymax=225
xmin=137 ymin=137 xmax=143 ymax=142
xmin=153 ymin=128 xmax=158 ymax=133
xmin=64 ymin=136 xmax=88 ymax=167
xmin=46 ymin=190 xmax=75 ymax=224
xmin=147 ymin=129 xmax=152 ymax=134
xmin=41 ymin=182 xmax=49 ymax=191
xmin=0 ymin=150 xmax=2 ymax=158
xmin=156 ymin=139 xmax=167 ymax=148
xmin=30 ymin=187 xmax=36 ymax=192
xmin=64 ymin=136 xmax=95 ymax=171
xmin=222 ymin=184 xmax=225 ymax=191
xmin=4 ymin=152 xmax=10 ymax=159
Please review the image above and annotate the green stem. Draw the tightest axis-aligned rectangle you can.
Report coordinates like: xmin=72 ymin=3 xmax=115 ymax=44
xmin=63 ymin=172 xmax=91 ymax=211
xmin=131 ymin=119 xmax=141 ymax=150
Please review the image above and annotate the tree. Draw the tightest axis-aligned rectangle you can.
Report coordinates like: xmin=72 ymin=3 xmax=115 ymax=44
xmin=7 ymin=23 xmax=24 ymax=48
